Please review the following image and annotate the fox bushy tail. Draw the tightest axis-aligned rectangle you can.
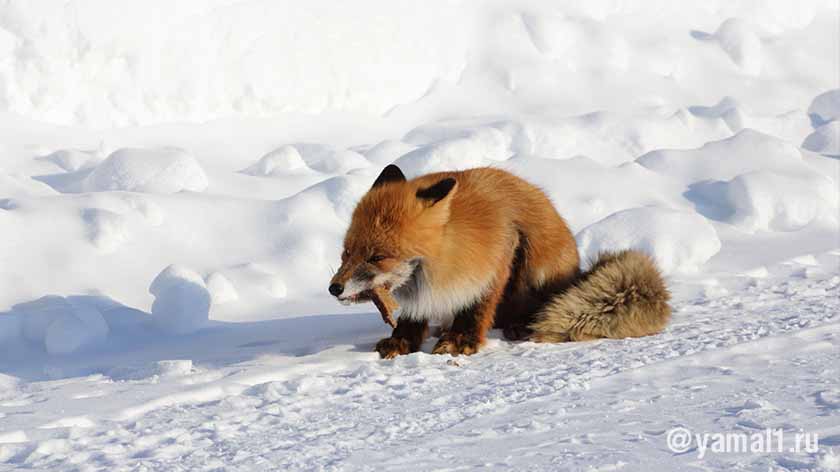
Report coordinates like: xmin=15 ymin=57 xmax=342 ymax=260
xmin=529 ymin=250 xmax=671 ymax=342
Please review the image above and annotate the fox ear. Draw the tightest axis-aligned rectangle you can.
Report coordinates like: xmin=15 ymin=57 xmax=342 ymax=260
xmin=416 ymin=178 xmax=457 ymax=206
xmin=371 ymin=165 xmax=406 ymax=189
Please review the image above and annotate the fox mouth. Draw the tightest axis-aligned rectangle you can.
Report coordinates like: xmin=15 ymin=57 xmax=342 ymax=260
xmin=338 ymin=293 xmax=368 ymax=306
xmin=337 ymin=286 xmax=387 ymax=306
xmin=335 ymin=260 xmax=420 ymax=305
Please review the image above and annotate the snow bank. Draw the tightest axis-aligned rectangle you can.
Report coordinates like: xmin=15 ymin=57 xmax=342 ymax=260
xmin=576 ymin=207 xmax=722 ymax=274
xmin=808 ymin=89 xmax=840 ymax=125
xmin=82 ymin=208 xmax=130 ymax=252
xmin=0 ymin=315 xmax=21 ymax=347
xmin=37 ymin=149 xmax=99 ymax=172
xmin=282 ymin=144 xmax=370 ymax=175
xmin=396 ymin=126 xmax=516 ymax=175
xmin=10 ymin=296 xmax=109 ymax=355
xmin=638 ymin=129 xmax=840 ymax=232
xmin=149 ymin=265 xmax=212 ymax=335
xmin=205 ymin=272 xmax=239 ymax=305
xmin=106 ymin=359 xmax=194 ymax=381
xmin=802 ymin=121 xmax=840 ymax=156
xmin=502 ymin=156 xmax=683 ymax=230
xmin=719 ymin=171 xmax=838 ymax=232
xmin=84 ymin=148 xmax=208 ymax=194
xmin=804 ymin=89 xmax=840 ymax=155
xmin=359 ymin=140 xmax=418 ymax=165
xmin=400 ymin=111 xmax=734 ymax=169
xmin=688 ymin=97 xmax=810 ymax=144
xmin=1 ymin=1 xmax=835 ymax=128
xmin=0 ymin=373 xmax=18 ymax=394
xmin=713 ymin=18 xmax=762 ymax=75
xmin=636 ymin=129 xmax=808 ymax=183
xmin=291 ymin=175 xmax=372 ymax=222
xmin=214 ymin=261 xmax=304 ymax=308
xmin=240 ymin=146 xmax=310 ymax=177
xmin=0 ymin=174 xmax=56 ymax=198
xmin=0 ymin=0 xmax=471 ymax=127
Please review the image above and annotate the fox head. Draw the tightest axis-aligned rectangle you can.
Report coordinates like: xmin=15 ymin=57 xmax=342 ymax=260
xmin=329 ymin=164 xmax=458 ymax=304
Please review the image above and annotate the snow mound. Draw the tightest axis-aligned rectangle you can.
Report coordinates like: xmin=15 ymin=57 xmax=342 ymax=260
xmin=154 ymin=360 xmax=194 ymax=378
xmin=720 ymin=171 xmax=838 ymax=232
xmin=0 ymin=372 xmax=18 ymax=394
xmin=11 ymin=296 xmax=109 ymax=355
xmin=40 ymin=416 xmax=96 ymax=429
xmin=0 ymin=2 xmax=471 ymax=127
xmin=0 ymin=174 xmax=57 ymax=198
xmin=360 ymin=140 xmax=418 ymax=165
xmin=524 ymin=109 xmax=732 ymax=166
xmin=290 ymin=144 xmax=371 ymax=175
xmin=576 ymin=207 xmax=722 ymax=274
xmin=0 ymin=430 xmax=26 ymax=444
xmin=82 ymin=208 xmax=130 ymax=252
xmin=395 ymin=126 xmax=519 ymax=175
xmin=503 ymin=156 xmax=683 ymax=230
xmin=37 ymin=149 xmax=99 ymax=172
xmin=802 ymin=121 xmax=840 ymax=156
xmin=636 ymin=129 xmax=809 ymax=184
xmin=688 ymin=97 xmax=810 ymax=143
xmin=107 ymin=359 xmax=194 ymax=381
xmin=808 ymin=89 xmax=840 ymax=126
xmin=218 ymin=262 xmax=297 ymax=306
xmin=0 ymin=315 xmax=21 ymax=347
xmin=293 ymin=175 xmax=372 ymax=221
xmin=205 ymin=272 xmax=239 ymax=305
xmin=149 ymin=265 xmax=211 ymax=335
xmin=84 ymin=148 xmax=208 ymax=194
xmin=241 ymin=146 xmax=311 ymax=177
xmin=713 ymin=18 xmax=762 ymax=75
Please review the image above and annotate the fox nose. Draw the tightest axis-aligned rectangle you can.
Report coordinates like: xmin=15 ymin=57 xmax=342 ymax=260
xmin=329 ymin=283 xmax=344 ymax=297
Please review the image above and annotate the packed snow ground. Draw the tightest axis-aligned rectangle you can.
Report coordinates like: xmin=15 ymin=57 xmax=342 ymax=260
xmin=1 ymin=0 xmax=839 ymax=470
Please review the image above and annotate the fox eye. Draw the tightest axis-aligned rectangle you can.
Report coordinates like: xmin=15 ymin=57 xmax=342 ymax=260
xmin=368 ymin=255 xmax=386 ymax=263
xmin=341 ymin=249 xmax=350 ymax=260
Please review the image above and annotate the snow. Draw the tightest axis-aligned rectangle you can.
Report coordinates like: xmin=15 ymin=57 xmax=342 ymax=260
xmin=0 ymin=0 xmax=839 ymax=470
xmin=720 ymin=171 xmax=839 ymax=232
xmin=576 ymin=206 xmax=722 ymax=274
xmin=240 ymin=145 xmax=310 ymax=177
xmin=7 ymin=296 xmax=109 ymax=355
xmin=36 ymin=149 xmax=99 ymax=173
xmin=83 ymin=147 xmax=209 ymax=194
xmin=712 ymin=18 xmax=763 ymax=75
xmin=0 ymin=0 xmax=471 ymax=127
xmin=637 ymin=129 xmax=813 ymax=184
xmin=809 ymin=89 xmax=840 ymax=125
xmin=149 ymin=265 xmax=211 ymax=335
xmin=204 ymin=272 xmax=239 ymax=305
xmin=803 ymin=121 xmax=840 ymax=156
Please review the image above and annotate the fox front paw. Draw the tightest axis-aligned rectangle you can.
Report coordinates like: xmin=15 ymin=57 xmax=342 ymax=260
xmin=375 ymin=337 xmax=411 ymax=359
xmin=431 ymin=333 xmax=480 ymax=356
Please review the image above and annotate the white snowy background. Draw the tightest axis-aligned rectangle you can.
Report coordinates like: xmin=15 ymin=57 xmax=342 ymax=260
xmin=0 ymin=0 xmax=839 ymax=470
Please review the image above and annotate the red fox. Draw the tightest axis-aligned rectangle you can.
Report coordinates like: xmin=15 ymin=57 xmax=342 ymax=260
xmin=329 ymin=165 xmax=671 ymax=359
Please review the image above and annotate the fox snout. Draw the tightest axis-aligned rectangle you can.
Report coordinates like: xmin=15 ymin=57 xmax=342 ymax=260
xmin=329 ymin=257 xmax=418 ymax=305
xmin=328 ymin=263 xmax=351 ymax=298
xmin=328 ymin=283 xmax=344 ymax=297
xmin=328 ymin=260 xmax=375 ymax=304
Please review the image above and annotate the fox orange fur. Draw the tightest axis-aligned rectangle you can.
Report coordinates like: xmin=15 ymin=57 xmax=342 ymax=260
xmin=329 ymin=165 xmax=671 ymax=358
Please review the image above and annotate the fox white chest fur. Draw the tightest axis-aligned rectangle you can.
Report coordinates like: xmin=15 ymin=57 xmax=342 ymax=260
xmin=392 ymin=263 xmax=493 ymax=327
